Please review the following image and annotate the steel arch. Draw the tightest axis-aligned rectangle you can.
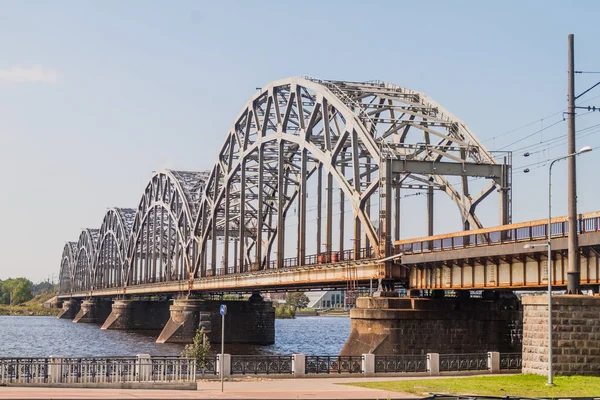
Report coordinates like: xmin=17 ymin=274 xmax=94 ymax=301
xmin=192 ymin=77 xmax=506 ymax=277
xmin=125 ymin=170 xmax=208 ymax=286
xmin=72 ymin=229 xmax=99 ymax=292
xmin=93 ymin=208 xmax=135 ymax=289
xmin=58 ymin=242 xmax=77 ymax=295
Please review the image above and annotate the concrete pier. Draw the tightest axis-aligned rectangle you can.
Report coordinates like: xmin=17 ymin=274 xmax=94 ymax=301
xmin=101 ymin=300 xmax=171 ymax=330
xmin=73 ymin=299 xmax=112 ymax=323
xmin=341 ymin=295 xmax=522 ymax=355
xmin=56 ymin=299 xmax=81 ymax=319
xmin=522 ymin=294 xmax=600 ymax=376
xmin=157 ymin=297 xmax=275 ymax=344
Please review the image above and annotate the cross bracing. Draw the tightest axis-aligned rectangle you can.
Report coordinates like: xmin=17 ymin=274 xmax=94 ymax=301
xmin=58 ymin=77 xmax=510 ymax=295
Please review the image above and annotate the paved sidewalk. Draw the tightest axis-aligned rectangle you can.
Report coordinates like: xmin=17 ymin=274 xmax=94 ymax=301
xmin=0 ymin=377 xmax=418 ymax=399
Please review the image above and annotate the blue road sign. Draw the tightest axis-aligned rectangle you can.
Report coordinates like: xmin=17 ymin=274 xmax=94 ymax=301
xmin=220 ymin=304 xmax=227 ymax=316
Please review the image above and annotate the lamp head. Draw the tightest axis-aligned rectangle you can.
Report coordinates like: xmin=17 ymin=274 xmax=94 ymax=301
xmin=524 ymin=244 xmax=533 ymax=249
xmin=578 ymin=145 xmax=593 ymax=154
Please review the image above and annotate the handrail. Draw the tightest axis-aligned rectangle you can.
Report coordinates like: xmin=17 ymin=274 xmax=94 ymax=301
xmin=396 ymin=211 xmax=600 ymax=255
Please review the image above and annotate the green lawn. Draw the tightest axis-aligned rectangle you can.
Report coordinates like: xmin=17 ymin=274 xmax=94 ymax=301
xmin=345 ymin=374 xmax=600 ymax=398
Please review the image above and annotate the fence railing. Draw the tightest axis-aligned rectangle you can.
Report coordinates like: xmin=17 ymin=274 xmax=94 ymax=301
xmin=305 ymin=356 xmax=362 ymax=374
xmin=439 ymin=353 xmax=489 ymax=372
xmin=0 ymin=352 xmax=522 ymax=384
xmin=499 ymin=353 xmax=522 ymax=370
xmin=374 ymin=355 xmax=427 ymax=373
xmin=0 ymin=358 xmax=49 ymax=384
xmin=0 ymin=356 xmax=198 ymax=384
xmin=231 ymin=356 xmax=292 ymax=375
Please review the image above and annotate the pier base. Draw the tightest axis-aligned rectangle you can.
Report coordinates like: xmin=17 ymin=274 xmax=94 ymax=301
xmin=101 ymin=300 xmax=170 ymax=330
xmin=341 ymin=295 xmax=522 ymax=355
xmin=157 ymin=297 xmax=275 ymax=344
xmin=56 ymin=299 xmax=80 ymax=319
xmin=73 ymin=299 xmax=112 ymax=323
xmin=522 ymin=295 xmax=600 ymax=376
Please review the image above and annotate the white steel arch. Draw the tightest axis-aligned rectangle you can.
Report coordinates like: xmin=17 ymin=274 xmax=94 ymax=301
xmin=58 ymin=242 xmax=77 ymax=295
xmin=72 ymin=229 xmax=99 ymax=292
xmin=193 ymin=77 xmax=508 ymax=278
xmin=94 ymin=208 xmax=135 ymax=289
xmin=125 ymin=170 xmax=208 ymax=285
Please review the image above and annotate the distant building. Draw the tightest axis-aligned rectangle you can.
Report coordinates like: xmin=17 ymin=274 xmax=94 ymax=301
xmin=306 ymin=290 xmax=348 ymax=309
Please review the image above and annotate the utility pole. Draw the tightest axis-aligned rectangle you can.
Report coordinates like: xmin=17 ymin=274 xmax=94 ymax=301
xmin=567 ymin=33 xmax=580 ymax=294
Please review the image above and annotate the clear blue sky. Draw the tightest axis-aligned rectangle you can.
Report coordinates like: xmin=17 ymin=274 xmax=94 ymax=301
xmin=1 ymin=1 xmax=600 ymax=282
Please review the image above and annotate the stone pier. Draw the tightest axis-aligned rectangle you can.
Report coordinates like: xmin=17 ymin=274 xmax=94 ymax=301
xmin=341 ymin=295 xmax=522 ymax=355
xmin=72 ymin=299 xmax=112 ymax=323
xmin=56 ymin=299 xmax=81 ymax=319
xmin=157 ymin=296 xmax=275 ymax=344
xmin=522 ymin=295 xmax=600 ymax=376
xmin=101 ymin=300 xmax=171 ymax=330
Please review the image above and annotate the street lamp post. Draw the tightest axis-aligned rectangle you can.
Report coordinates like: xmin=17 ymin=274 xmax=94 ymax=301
xmin=524 ymin=145 xmax=592 ymax=386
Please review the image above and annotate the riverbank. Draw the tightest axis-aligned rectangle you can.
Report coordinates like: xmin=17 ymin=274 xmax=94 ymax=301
xmin=0 ymin=293 xmax=60 ymax=316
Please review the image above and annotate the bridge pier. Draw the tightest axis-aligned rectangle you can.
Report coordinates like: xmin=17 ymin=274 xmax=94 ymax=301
xmin=341 ymin=294 xmax=522 ymax=356
xmin=72 ymin=299 xmax=112 ymax=323
xmin=101 ymin=300 xmax=171 ymax=330
xmin=56 ymin=299 xmax=80 ymax=319
xmin=522 ymin=295 xmax=600 ymax=376
xmin=157 ymin=296 xmax=275 ymax=344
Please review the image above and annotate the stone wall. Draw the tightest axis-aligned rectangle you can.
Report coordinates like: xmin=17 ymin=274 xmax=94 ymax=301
xmin=341 ymin=296 xmax=522 ymax=356
xmin=522 ymin=295 xmax=600 ymax=376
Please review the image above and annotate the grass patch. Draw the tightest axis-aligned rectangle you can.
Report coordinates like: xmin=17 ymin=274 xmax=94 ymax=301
xmin=345 ymin=374 xmax=600 ymax=398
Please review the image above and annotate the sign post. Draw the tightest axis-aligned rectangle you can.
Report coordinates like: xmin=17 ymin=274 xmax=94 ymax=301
xmin=219 ymin=304 xmax=227 ymax=392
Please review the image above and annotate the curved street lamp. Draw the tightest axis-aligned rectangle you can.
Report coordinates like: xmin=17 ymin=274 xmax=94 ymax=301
xmin=524 ymin=145 xmax=593 ymax=386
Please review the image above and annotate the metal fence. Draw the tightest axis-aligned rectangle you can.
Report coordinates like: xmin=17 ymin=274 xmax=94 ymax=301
xmin=0 ymin=358 xmax=50 ymax=384
xmin=0 ymin=356 xmax=198 ymax=384
xmin=231 ymin=356 xmax=292 ymax=375
xmin=499 ymin=353 xmax=522 ymax=370
xmin=305 ymin=356 xmax=362 ymax=374
xmin=375 ymin=355 xmax=428 ymax=373
xmin=439 ymin=353 xmax=489 ymax=372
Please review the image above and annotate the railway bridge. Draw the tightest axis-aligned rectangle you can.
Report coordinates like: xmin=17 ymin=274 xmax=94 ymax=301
xmin=55 ymin=77 xmax=600 ymax=375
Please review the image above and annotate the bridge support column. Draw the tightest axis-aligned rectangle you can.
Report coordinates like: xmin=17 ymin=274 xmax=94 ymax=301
xmin=340 ymin=295 xmax=522 ymax=356
xmin=101 ymin=300 xmax=171 ymax=330
xmin=73 ymin=299 xmax=112 ymax=323
xmin=522 ymin=295 xmax=600 ymax=376
xmin=156 ymin=296 xmax=275 ymax=344
xmin=157 ymin=299 xmax=208 ymax=343
xmin=56 ymin=299 xmax=80 ymax=319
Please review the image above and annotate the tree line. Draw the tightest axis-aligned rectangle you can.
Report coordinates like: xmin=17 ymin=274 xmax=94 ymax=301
xmin=0 ymin=278 xmax=57 ymax=306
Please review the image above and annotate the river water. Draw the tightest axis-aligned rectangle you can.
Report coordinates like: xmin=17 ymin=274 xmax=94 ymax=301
xmin=0 ymin=316 xmax=350 ymax=357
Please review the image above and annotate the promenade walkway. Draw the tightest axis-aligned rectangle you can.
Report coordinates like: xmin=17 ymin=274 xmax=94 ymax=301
xmin=0 ymin=376 xmax=420 ymax=399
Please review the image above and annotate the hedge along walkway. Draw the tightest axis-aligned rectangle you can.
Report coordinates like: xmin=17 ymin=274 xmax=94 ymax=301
xmin=344 ymin=374 xmax=600 ymax=398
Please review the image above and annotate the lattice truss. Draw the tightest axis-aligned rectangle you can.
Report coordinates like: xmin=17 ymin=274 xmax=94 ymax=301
xmin=125 ymin=170 xmax=208 ymax=285
xmin=59 ymin=77 xmax=509 ymax=293
xmin=192 ymin=78 xmax=509 ymax=277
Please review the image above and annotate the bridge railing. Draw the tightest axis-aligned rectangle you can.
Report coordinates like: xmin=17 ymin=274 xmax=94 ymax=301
xmin=210 ymin=247 xmax=376 ymax=278
xmin=396 ymin=214 xmax=600 ymax=255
